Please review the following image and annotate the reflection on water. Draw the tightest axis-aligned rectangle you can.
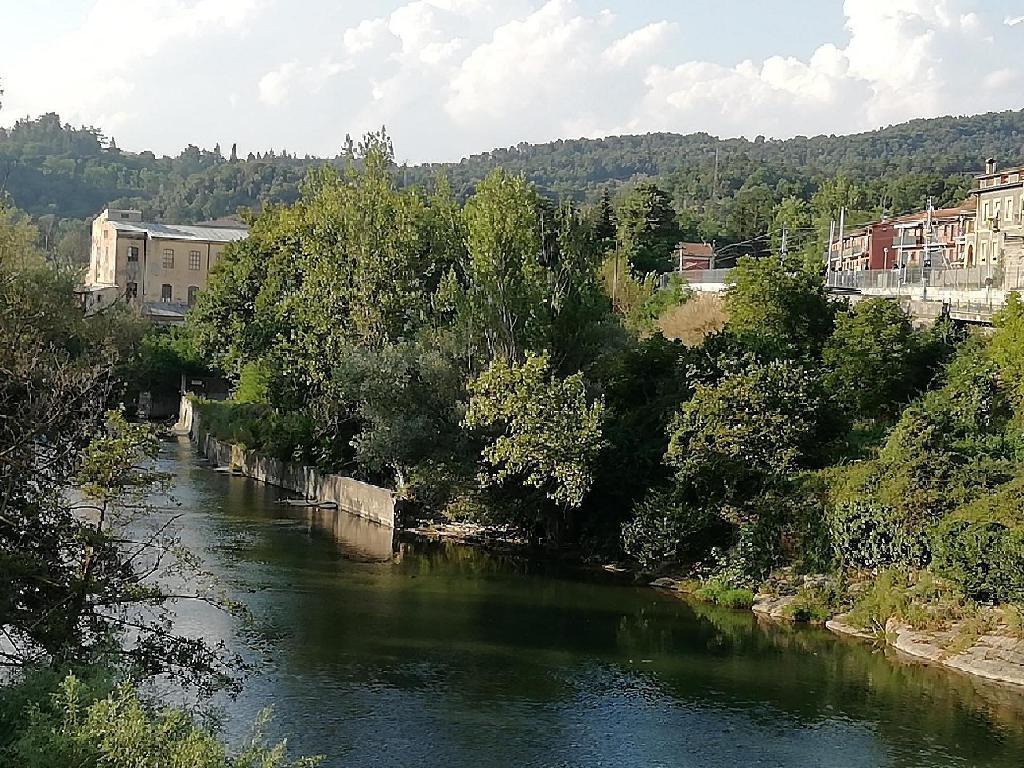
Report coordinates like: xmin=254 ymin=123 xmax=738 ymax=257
xmin=157 ymin=438 xmax=1024 ymax=768
xmin=299 ymin=505 xmax=395 ymax=563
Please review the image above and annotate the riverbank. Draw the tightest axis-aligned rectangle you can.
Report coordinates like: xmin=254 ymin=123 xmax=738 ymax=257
xmin=647 ymin=574 xmax=1024 ymax=690
xmin=408 ymin=518 xmax=1024 ymax=691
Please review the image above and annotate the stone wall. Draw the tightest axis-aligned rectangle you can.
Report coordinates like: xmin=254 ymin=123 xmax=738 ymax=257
xmin=176 ymin=397 xmax=395 ymax=528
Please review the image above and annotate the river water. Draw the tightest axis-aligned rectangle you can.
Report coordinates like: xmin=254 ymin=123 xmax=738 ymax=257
xmin=156 ymin=438 xmax=1024 ymax=768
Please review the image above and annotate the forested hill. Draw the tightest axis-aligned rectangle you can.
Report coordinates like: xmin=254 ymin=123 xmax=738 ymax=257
xmin=3 ymin=108 xmax=1024 ymax=236
xmin=415 ymin=109 xmax=1024 ymax=199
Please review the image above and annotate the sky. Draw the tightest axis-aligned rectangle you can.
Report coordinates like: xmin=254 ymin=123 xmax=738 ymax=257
xmin=2 ymin=0 xmax=1024 ymax=163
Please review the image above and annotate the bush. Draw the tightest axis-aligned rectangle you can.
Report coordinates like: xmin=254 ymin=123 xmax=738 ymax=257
xmin=1 ymin=672 xmax=319 ymax=768
xmin=782 ymin=582 xmax=844 ymax=624
xmin=823 ymin=298 xmax=923 ymax=418
xmin=621 ymin=489 xmax=719 ymax=569
xmin=194 ymin=399 xmax=316 ymax=465
xmin=931 ymin=517 xmax=1024 ymax=603
xmin=828 ymin=500 xmax=931 ymax=569
xmin=718 ymin=588 xmax=756 ymax=610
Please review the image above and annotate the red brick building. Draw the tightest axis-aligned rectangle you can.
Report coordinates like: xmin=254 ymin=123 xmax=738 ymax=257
xmin=673 ymin=242 xmax=715 ymax=271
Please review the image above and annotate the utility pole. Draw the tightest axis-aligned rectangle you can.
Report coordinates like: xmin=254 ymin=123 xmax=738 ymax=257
xmin=923 ymin=197 xmax=934 ymax=301
xmin=826 ymin=219 xmax=836 ymax=282
xmin=780 ymin=227 xmax=788 ymax=267
xmin=837 ymin=207 xmax=846 ymax=279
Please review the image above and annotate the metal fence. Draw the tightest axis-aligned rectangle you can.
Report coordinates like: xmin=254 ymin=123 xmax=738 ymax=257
xmin=826 ymin=265 xmax=1024 ymax=293
xmin=672 ymin=268 xmax=734 ymax=285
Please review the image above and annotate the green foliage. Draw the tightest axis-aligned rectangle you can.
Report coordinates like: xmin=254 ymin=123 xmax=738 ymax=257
xmin=615 ymin=182 xmax=681 ymax=273
xmin=194 ymin=399 xmax=314 ymax=465
xmin=827 ymin=501 xmax=930 ymax=569
xmin=464 ymin=354 xmax=605 ymax=508
xmin=462 ymin=169 xmax=547 ymax=362
xmin=620 ymin=489 xmax=717 ymax=569
xmin=782 ymin=586 xmax=839 ymax=624
xmin=989 ymin=291 xmax=1024 ymax=406
xmin=124 ymin=325 xmax=208 ymax=396
xmin=2 ymin=673 xmax=319 ymax=768
xmin=666 ymin=359 xmax=832 ymax=497
xmin=77 ymin=412 xmax=162 ymax=505
xmin=931 ymin=516 xmax=1024 ymax=604
xmin=725 ymin=257 xmax=835 ymax=358
xmin=694 ymin=580 xmax=755 ymax=610
xmin=823 ymin=299 xmax=925 ymax=418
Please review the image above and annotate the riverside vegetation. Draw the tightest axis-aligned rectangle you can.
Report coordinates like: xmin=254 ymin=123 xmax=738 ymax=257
xmin=0 ymin=202 xmax=317 ymax=765
xmin=176 ymin=133 xmax=1024 ymax=656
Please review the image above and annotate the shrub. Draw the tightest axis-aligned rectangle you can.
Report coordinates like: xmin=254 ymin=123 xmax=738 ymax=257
xmin=1 ymin=672 xmax=319 ymax=768
xmin=827 ymin=500 xmax=931 ymax=569
xmin=621 ymin=489 xmax=719 ymax=569
xmin=846 ymin=569 xmax=913 ymax=632
xmin=931 ymin=517 xmax=1024 ymax=603
xmin=717 ymin=588 xmax=756 ymax=610
xmin=782 ymin=583 xmax=844 ymax=624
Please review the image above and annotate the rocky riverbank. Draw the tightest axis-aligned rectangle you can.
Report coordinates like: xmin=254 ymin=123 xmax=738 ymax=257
xmin=649 ymin=575 xmax=1024 ymax=690
xmin=827 ymin=615 xmax=1024 ymax=688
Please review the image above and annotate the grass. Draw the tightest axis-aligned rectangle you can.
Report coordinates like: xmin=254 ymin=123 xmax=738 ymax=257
xmin=657 ymin=293 xmax=728 ymax=346
xmin=694 ymin=579 xmax=755 ymax=610
xmin=845 ymin=568 xmax=997 ymax=654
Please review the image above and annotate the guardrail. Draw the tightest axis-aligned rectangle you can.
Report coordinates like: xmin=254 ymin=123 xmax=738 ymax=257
xmin=825 ymin=266 xmax=1024 ymax=292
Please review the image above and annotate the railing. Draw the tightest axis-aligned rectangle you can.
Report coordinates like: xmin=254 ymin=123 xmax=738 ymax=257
xmin=681 ymin=268 xmax=734 ymax=284
xmin=825 ymin=266 xmax=1022 ymax=292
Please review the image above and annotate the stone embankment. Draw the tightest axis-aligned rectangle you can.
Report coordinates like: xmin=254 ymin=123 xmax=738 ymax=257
xmin=175 ymin=397 xmax=395 ymax=528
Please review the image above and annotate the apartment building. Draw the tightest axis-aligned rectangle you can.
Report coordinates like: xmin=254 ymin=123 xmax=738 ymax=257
xmin=964 ymin=159 xmax=1024 ymax=269
xmin=831 ymin=206 xmax=973 ymax=273
xmin=83 ymin=207 xmax=248 ymax=323
xmin=831 ymin=221 xmax=895 ymax=272
xmin=892 ymin=206 xmax=974 ymax=268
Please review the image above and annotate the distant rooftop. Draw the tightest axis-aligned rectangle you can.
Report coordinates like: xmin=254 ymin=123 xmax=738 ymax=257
xmin=109 ymin=219 xmax=249 ymax=244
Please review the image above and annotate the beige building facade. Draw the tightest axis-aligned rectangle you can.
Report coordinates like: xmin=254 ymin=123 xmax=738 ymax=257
xmin=964 ymin=159 xmax=1024 ymax=273
xmin=84 ymin=207 xmax=248 ymax=322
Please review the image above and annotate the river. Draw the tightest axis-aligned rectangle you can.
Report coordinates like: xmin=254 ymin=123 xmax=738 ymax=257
xmin=155 ymin=438 xmax=1024 ymax=768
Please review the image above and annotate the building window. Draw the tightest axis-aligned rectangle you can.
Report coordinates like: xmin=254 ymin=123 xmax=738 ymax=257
xmin=1006 ymin=198 xmax=1013 ymax=221
xmin=984 ymin=202 xmax=991 ymax=222
xmin=126 ymin=282 xmax=138 ymax=300
xmin=162 ymin=248 xmax=174 ymax=269
xmin=187 ymin=286 xmax=200 ymax=306
xmin=161 ymin=284 xmax=173 ymax=303
xmin=103 ymin=229 xmax=109 ymax=239
xmin=127 ymin=245 xmax=139 ymax=262
xmin=189 ymin=250 xmax=202 ymax=270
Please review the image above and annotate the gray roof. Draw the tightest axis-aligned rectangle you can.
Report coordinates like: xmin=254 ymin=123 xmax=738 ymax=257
xmin=110 ymin=220 xmax=249 ymax=244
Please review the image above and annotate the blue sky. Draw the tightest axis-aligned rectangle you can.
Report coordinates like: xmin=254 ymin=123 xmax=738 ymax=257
xmin=2 ymin=1 xmax=1023 ymax=162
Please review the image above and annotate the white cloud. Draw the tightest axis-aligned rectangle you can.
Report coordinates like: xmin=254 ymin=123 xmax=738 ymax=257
xmin=3 ymin=0 xmax=263 ymax=131
xmin=344 ymin=18 xmax=391 ymax=55
xmin=4 ymin=0 xmax=1024 ymax=162
xmin=603 ymin=21 xmax=676 ymax=67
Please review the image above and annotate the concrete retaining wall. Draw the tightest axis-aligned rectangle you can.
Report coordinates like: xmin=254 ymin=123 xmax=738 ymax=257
xmin=176 ymin=397 xmax=395 ymax=528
